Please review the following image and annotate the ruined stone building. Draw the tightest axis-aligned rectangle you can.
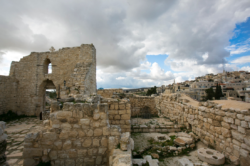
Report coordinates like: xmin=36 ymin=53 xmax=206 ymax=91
xmin=0 ymin=44 xmax=96 ymax=116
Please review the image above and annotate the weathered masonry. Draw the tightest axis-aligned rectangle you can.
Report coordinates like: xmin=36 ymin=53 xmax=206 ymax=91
xmin=155 ymin=94 xmax=250 ymax=166
xmin=0 ymin=44 xmax=96 ymax=116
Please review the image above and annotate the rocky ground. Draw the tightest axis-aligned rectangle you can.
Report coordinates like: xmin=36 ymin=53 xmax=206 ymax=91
xmin=131 ymin=117 xmax=174 ymax=126
xmin=131 ymin=132 xmax=234 ymax=166
xmin=4 ymin=117 xmax=43 ymax=166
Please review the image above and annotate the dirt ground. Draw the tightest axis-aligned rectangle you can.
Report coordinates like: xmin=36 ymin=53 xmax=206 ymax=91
xmin=4 ymin=117 xmax=43 ymax=166
xmin=131 ymin=132 xmax=234 ymax=166
xmin=213 ymin=100 xmax=250 ymax=110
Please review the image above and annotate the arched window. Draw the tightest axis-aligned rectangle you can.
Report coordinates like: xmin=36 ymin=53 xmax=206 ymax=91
xmin=44 ymin=59 xmax=52 ymax=74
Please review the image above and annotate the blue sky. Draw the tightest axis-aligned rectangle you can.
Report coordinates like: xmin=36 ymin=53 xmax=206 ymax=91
xmin=1 ymin=0 xmax=250 ymax=89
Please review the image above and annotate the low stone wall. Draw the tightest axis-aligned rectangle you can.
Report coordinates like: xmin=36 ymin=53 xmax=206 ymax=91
xmin=107 ymin=101 xmax=131 ymax=133
xmin=0 ymin=76 xmax=18 ymax=115
xmin=0 ymin=121 xmax=8 ymax=166
xmin=155 ymin=93 xmax=250 ymax=166
xmin=97 ymin=89 xmax=123 ymax=98
xmin=23 ymin=102 xmax=123 ymax=166
xmin=131 ymin=124 xmax=183 ymax=133
xmin=130 ymin=96 xmax=158 ymax=117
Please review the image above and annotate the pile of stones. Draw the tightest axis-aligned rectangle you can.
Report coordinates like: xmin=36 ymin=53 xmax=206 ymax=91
xmin=133 ymin=132 xmax=199 ymax=159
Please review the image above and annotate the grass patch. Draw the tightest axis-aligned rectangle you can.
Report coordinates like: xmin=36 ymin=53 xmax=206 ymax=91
xmin=0 ymin=110 xmax=36 ymax=122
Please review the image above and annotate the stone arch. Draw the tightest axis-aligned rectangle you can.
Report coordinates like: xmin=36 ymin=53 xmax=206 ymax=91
xmin=140 ymin=106 xmax=151 ymax=119
xmin=36 ymin=79 xmax=57 ymax=116
xmin=44 ymin=58 xmax=52 ymax=74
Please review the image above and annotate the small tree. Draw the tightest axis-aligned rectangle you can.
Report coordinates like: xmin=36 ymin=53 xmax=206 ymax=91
xmin=146 ymin=86 xmax=157 ymax=96
xmin=205 ymin=87 xmax=214 ymax=100
xmin=49 ymin=46 xmax=55 ymax=52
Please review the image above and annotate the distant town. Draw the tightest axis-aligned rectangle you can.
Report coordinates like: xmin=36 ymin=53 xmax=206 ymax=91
xmin=118 ymin=70 xmax=250 ymax=102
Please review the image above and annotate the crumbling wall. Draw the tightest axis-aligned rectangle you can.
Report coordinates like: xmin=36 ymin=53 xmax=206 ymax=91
xmin=0 ymin=76 xmax=18 ymax=115
xmin=106 ymin=101 xmax=131 ymax=133
xmin=1 ymin=44 xmax=96 ymax=116
xmin=23 ymin=102 xmax=123 ymax=166
xmin=97 ymin=89 xmax=123 ymax=98
xmin=0 ymin=121 xmax=7 ymax=166
xmin=130 ymin=96 xmax=158 ymax=117
xmin=155 ymin=93 xmax=250 ymax=166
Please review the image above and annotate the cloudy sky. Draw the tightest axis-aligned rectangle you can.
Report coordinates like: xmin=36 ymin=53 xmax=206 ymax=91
xmin=1 ymin=0 xmax=250 ymax=89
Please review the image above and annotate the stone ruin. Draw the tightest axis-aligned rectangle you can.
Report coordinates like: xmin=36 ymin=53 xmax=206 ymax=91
xmin=0 ymin=44 xmax=96 ymax=116
xmin=0 ymin=44 xmax=250 ymax=166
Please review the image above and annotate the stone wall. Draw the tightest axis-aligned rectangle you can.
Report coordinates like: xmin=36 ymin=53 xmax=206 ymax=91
xmin=97 ymin=89 xmax=123 ymax=98
xmin=1 ymin=44 xmax=96 ymax=116
xmin=0 ymin=76 xmax=18 ymax=115
xmin=130 ymin=96 xmax=158 ymax=117
xmin=23 ymin=102 xmax=124 ymax=166
xmin=155 ymin=93 xmax=250 ymax=166
xmin=0 ymin=121 xmax=7 ymax=166
xmin=106 ymin=101 xmax=131 ymax=133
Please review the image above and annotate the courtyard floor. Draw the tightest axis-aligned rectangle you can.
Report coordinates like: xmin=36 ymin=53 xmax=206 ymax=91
xmin=4 ymin=117 xmax=43 ymax=166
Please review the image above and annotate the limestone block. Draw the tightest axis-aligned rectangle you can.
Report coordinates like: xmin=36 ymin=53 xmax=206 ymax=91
xmin=93 ymin=113 xmax=100 ymax=120
xmin=86 ymin=129 xmax=93 ymax=136
xmin=175 ymin=158 xmax=194 ymax=166
xmin=98 ymin=147 xmax=107 ymax=155
xmin=49 ymin=150 xmax=57 ymax=160
xmin=103 ymin=127 xmax=110 ymax=136
xmin=79 ymin=119 xmax=90 ymax=125
xmin=238 ymin=126 xmax=246 ymax=134
xmin=221 ymin=122 xmax=230 ymax=129
xmin=93 ymin=139 xmax=100 ymax=147
xmin=101 ymin=137 xmax=108 ymax=147
xmin=241 ymin=143 xmax=250 ymax=151
xmin=82 ymin=138 xmax=92 ymax=147
xmin=235 ymin=119 xmax=241 ymax=126
xmin=223 ymin=117 xmax=234 ymax=124
xmin=69 ymin=130 xmax=78 ymax=137
xmin=245 ymin=116 xmax=250 ymax=122
xmin=119 ymin=110 xmax=126 ymax=114
xmin=68 ymin=117 xmax=78 ymax=124
xmin=65 ymin=159 xmax=75 ymax=166
xmin=114 ymin=115 xmax=120 ymax=120
xmin=96 ymin=156 xmax=102 ymax=165
xmin=100 ymin=113 xmax=107 ymax=120
xmin=78 ymin=149 xmax=87 ymax=158
xmin=232 ymin=130 xmax=244 ymax=142
xmin=43 ymin=120 xmax=50 ymax=126
xmin=61 ymin=123 xmax=72 ymax=131
xmin=197 ymin=148 xmax=225 ymax=165
xmin=63 ymin=140 xmax=72 ymax=150
xmin=94 ymin=128 xmax=103 ymax=136
xmin=121 ymin=114 xmax=130 ymax=120
xmin=241 ymin=121 xmax=249 ymax=128
xmin=120 ymin=132 xmax=130 ymax=151
xmin=57 ymin=111 xmax=72 ymax=120
xmin=229 ymin=155 xmax=239 ymax=166
xmin=78 ymin=130 xmax=85 ymax=137
xmin=43 ymin=132 xmax=57 ymax=141
xmin=59 ymin=130 xmax=69 ymax=139
xmin=23 ymin=148 xmax=43 ymax=157
xmin=237 ymin=114 xmax=244 ymax=120
xmin=221 ymin=127 xmax=231 ymax=137
xmin=68 ymin=149 xmax=77 ymax=158
xmin=54 ymin=140 xmax=62 ymax=150
xmin=58 ymin=150 xmax=69 ymax=159
xmin=119 ymin=104 xmax=125 ymax=110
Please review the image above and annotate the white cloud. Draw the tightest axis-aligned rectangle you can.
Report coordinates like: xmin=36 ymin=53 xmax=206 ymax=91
xmin=225 ymin=38 xmax=250 ymax=55
xmin=231 ymin=56 xmax=250 ymax=64
xmin=240 ymin=66 xmax=250 ymax=72
xmin=116 ymin=77 xmax=125 ymax=80
xmin=0 ymin=0 xmax=250 ymax=88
